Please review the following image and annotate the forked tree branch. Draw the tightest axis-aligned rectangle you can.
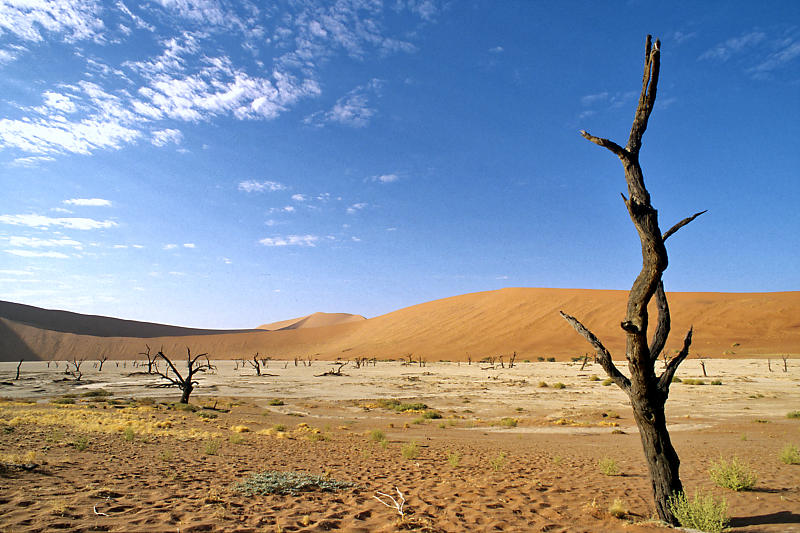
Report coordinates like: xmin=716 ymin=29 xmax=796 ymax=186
xmin=649 ymin=281 xmax=670 ymax=362
xmin=657 ymin=327 xmax=693 ymax=394
xmin=559 ymin=311 xmax=631 ymax=393
xmin=628 ymin=35 xmax=660 ymax=154
xmin=662 ymin=210 xmax=707 ymax=242
xmin=580 ymin=130 xmax=627 ymax=159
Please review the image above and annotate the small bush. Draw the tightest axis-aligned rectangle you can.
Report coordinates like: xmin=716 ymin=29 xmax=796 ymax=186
xmin=379 ymin=399 xmax=428 ymax=412
xmin=379 ymin=438 xmax=389 ymax=450
xmin=268 ymin=398 xmax=284 ymax=406
xmin=273 ymin=424 xmax=287 ymax=432
xmin=608 ymin=498 xmax=627 ymax=518
xmin=499 ymin=417 xmax=518 ymax=427
xmin=709 ymin=456 xmax=757 ymax=491
xmin=672 ymin=376 xmax=682 ymax=383
xmin=787 ymin=411 xmax=800 ymax=419
xmin=123 ymin=427 xmax=135 ymax=442
xmin=490 ymin=452 xmax=507 ymax=472
xmin=51 ymin=397 xmax=75 ymax=405
xmin=447 ymin=451 xmax=461 ymax=467
xmin=588 ymin=375 xmax=600 ymax=382
xmin=369 ymin=429 xmax=385 ymax=442
xmin=204 ymin=439 xmax=220 ymax=455
xmin=553 ymin=382 xmax=566 ymax=389
xmin=711 ymin=380 xmax=723 ymax=385
xmin=72 ymin=436 xmax=89 ymax=451
xmin=683 ymin=378 xmax=706 ymax=385
xmin=538 ymin=381 xmax=549 ymax=388
xmin=422 ymin=410 xmax=442 ymax=419
xmin=234 ymin=471 xmax=355 ymax=495
xmin=229 ymin=433 xmax=245 ymax=445
xmin=537 ymin=357 xmax=545 ymax=362
xmin=780 ymin=444 xmax=800 ymax=465
xmin=598 ymin=457 xmax=621 ymax=476
xmin=601 ymin=378 xmax=613 ymax=386
xmin=401 ymin=441 xmax=419 ymax=460
xmin=546 ymin=357 xmax=555 ymax=362
xmin=198 ymin=411 xmax=218 ymax=419
xmin=668 ymin=490 xmax=728 ymax=533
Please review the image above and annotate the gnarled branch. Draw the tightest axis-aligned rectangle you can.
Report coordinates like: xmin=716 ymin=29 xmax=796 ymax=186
xmin=559 ymin=311 xmax=631 ymax=393
xmin=658 ymin=327 xmax=693 ymax=394
xmin=627 ymin=35 xmax=660 ymax=154
xmin=663 ymin=210 xmax=707 ymax=242
xmin=580 ymin=130 xmax=627 ymax=159
xmin=649 ymin=281 xmax=670 ymax=362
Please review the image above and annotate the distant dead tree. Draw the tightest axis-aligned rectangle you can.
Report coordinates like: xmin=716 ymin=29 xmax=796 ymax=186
xmin=466 ymin=353 xmax=472 ymax=366
xmin=417 ymin=355 xmax=426 ymax=368
xmin=698 ymin=356 xmax=708 ymax=377
xmin=402 ymin=353 xmax=414 ymax=366
xmin=781 ymin=354 xmax=789 ymax=372
xmin=559 ymin=36 xmax=705 ymax=526
xmin=508 ymin=352 xmax=517 ymax=369
xmin=96 ymin=354 xmax=108 ymax=371
xmin=246 ymin=352 xmax=263 ymax=376
xmin=152 ymin=347 xmax=215 ymax=404
xmin=139 ymin=345 xmax=158 ymax=374
xmin=768 ymin=358 xmax=773 ymax=372
xmin=66 ymin=356 xmax=85 ymax=381
xmin=316 ymin=361 xmax=348 ymax=377
xmin=15 ymin=359 xmax=23 ymax=380
xmin=579 ymin=353 xmax=590 ymax=371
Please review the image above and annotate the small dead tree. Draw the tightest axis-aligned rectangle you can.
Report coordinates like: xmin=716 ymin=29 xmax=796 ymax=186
xmin=781 ymin=354 xmax=789 ymax=372
xmin=96 ymin=354 xmax=108 ymax=371
xmin=140 ymin=345 xmax=158 ymax=374
xmin=698 ymin=356 xmax=708 ymax=377
xmin=560 ymin=36 xmax=705 ymax=526
xmin=15 ymin=359 xmax=23 ymax=380
xmin=316 ymin=361 xmax=348 ymax=377
xmin=66 ymin=356 xmax=85 ymax=381
xmin=246 ymin=352 xmax=263 ymax=376
xmin=152 ymin=347 xmax=214 ymax=404
xmin=508 ymin=352 xmax=517 ymax=369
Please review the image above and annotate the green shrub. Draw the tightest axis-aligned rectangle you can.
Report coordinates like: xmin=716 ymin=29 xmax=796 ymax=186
xmin=553 ymin=382 xmax=566 ymax=389
xmin=72 ymin=436 xmax=89 ymax=451
xmin=709 ymin=456 xmax=757 ymax=490
xmin=537 ymin=357 xmax=545 ymax=362
xmin=204 ymin=439 xmax=220 ymax=455
xmin=683 ymin=378 xmax=706 ymax=385
xmin=598 ymin=457 xmax=621 ymax=476
xmin=422 ymin=410 xmax=442 ymax=419
xmin=546 ymin=357 xmax=555 ymax=362
xmin=229 ymin=433 xmax=245 ymax=445
xmin=368 ymin=429 xmax=385 ymax=442
xmin=197 ymin=410 xmax=218 ymax=419
xmin=668 ymin=490 xmax=728 ymax=533
xmin=711 ymin=380 xmax=723 ymax=385
xmin=447 ymin=451 xmax=461 ymax=467
xmin=672 ymin=376 xmax=682 ymax=383
xmin=273 ymin=424 xmax=287 ymax=432
xmin=608 ymin=498 xmax=627 ymax=518
xmin=51 ymin=397 xmax=75 ymax=405
xmin=401 ymin=441 xmax=419 ymax=460
xmin=602 ymin=378 xmax=613 ymax=386
xmin=490 ymin=452 xmax=507 ymax=472
xmin=234 ymin=471 xmax=355 ymax=495
xmin=379 ymin=438 xmax=389 ymax=450
xmin=498 ymin=417 xmax=518 ymax=427
xmin=268 ymin=398 xmax=284 ymax=406
xmin=378 ymin=399 xmax=428 ymax=412
xmin=588 ymin=375 xmax=600 ymax=382
xmin=779 ymin=444 xmax=800 ymax=465
xmin=123 ymin=427 xmax=135 ymax=442
xmin=538 ymin=381 xmax=549 ymax=388
xmin=787 ymin=411 xmax=800 ymax=419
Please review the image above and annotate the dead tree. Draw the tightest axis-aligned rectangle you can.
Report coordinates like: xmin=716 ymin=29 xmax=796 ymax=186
xmin=316 ymin=361 xmax=348 ymax=377
xmin=559 ymin=35 xmax=705 ymax=526
xmin=96 ymin=354 xmax=108 ymax=371
xmin=698 ymin=357 xmax=708 ymax=377
xmin=246 ymin=352 xmax=263 ymax=376
xmin=508 ymin=352 xmax=517 ymax=369
xmin=66 ymin=356 xmax=85 ymax=381
xmin=152 ymin=347 xmax=214 ymax=404
xmin=15 ymin=359 xmax=22 ymax=380
xmin=140 ymin=345 xmax=158 ymax=374
xmin=781 ymin=354 xmax=788 ymax=372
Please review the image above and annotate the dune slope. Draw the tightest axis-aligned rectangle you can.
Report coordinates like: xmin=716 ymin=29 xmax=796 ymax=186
xmin=1 ymin=288 xmax=798 ymax=361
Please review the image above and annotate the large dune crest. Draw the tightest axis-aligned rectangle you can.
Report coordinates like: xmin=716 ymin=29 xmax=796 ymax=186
xmin=1 ymin=288 xmax=798 ymax=361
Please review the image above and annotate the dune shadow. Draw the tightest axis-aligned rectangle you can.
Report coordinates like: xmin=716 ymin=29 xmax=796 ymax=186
xmin=729 ymin=511 xmax=800 ymax=527
xmin=0 ymin=319 xmax=39 ymax=362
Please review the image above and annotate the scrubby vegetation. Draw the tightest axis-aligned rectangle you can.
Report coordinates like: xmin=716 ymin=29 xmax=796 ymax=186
xmin=709 ymin=456 xmax=757 ymax=491
xmin=234 ymin=471 xmax=356 ymax=495
xmin=668 ymin=490 xmax=728 ymax=533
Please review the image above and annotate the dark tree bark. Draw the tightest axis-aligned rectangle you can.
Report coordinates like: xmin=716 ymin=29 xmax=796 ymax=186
xmin=560 ymin=35 xmax=705 ymax=526
xmin=15 ymin=359 xmax=22 ymax=380
xmin=152 ymin=347 xmax=214 ymax=404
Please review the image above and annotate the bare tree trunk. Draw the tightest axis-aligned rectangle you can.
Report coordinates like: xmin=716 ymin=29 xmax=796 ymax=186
xmin=560 ymin=35 xmax=705 ymax=526
xmin=15 ymin=359 xmax=22 ymax=380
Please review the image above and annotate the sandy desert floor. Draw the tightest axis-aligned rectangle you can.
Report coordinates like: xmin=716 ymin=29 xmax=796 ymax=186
xmin=0 ymin=358 xmax=799 ymax=532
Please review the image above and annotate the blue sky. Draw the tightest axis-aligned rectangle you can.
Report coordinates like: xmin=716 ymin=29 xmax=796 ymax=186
xmin=1 ymin=1 xmax=798 ymax=328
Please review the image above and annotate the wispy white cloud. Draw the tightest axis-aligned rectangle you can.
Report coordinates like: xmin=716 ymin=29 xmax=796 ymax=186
xmin=749 ymin=38 xmax=800 ymax=75
xmin=4 ymin=250 xmax=70 ymax=259
xmin=183 ymin=243 xmax=195 ymax=248
xmin=346 ymin=202 xmax=367 ymax=214
xmin=0 ymin=214 xmax=117 ymax=230
xmin=163 ymin=243 xmax=178 ymax=250
xmin=64 ymin=198 xmax=113 ymax=207
xmin=151 ymin=128 xmax=183 ymax=146
xmin=259 ymin=234 xmax=319 ymax=247
xmin=268 ymin=206 xmax=295 ymax=214
xmin=8 ymin=156 xmax=56 ymax=168
xmin=699 ymin=31 xmax=767 ymax=62
xmin=0 ymin=0 xmax=105 ymax=43
xmin=488 ymin=46 xmax=504 ymax=54
xmin=305 ymin=79 xmax=383 ymax=128
xmin=291 ymin=194 xmax=309 ymax=202
xmin=5 ymin=236 xmax=83 ymax=249
xmin=238 ymin=179 xmax=287 ymax=192
xmin=371 ymin=173 xmax=399 ymax=183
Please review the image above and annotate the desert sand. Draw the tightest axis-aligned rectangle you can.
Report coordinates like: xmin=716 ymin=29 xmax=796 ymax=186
xmin=2 ymin=288 xmax=800 ymax=362
xmin=1 ymin=358 xmax=799 ymax=532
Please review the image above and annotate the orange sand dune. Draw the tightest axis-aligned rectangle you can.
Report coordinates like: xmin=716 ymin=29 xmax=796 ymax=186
xmin=1 ymin=288 xmax=799 ymax=361
xmin=257 ymin=312 xmax=366 ymax=331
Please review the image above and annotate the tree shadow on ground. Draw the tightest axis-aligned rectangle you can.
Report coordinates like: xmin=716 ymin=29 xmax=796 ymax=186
xmin=729 ymin=511 xmax=800 ymax=527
